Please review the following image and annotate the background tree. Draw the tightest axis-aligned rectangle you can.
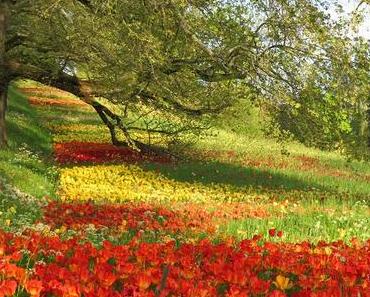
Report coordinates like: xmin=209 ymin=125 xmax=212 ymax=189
xmin=267 ymin=7 xmax=370 ymax=160
xmin=2 ymin=0 xmax=369 ymax=158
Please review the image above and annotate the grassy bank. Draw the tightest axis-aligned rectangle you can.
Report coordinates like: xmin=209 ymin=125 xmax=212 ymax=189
xmin=1 ymin=81 xmax=369 ymax=243
xmin=0 ymin=85 xmax=57 ymax=230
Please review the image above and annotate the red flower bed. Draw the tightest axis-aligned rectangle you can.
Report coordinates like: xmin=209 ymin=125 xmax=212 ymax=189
xmin=0 ymin=230 xmax=369 ymax=297
xmin=54 ymin=142 xmax=173 ymax=164
xmin=42 ymin=201 xmax=216 ymax=234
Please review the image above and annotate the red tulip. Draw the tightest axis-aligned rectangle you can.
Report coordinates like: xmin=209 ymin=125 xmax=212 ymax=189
xmin=269 ymin=228 xmax=276 ymax=237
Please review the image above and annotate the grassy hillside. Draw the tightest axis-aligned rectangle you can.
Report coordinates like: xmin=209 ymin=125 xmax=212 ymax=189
xmin=0 ymin=85 xmax=57 ymax=230
xmin=0 ymin=81 xmax=369 ymax=242
xmin=0 ymin=81 xmax=369 ymax=297
xmin=196 ymin=104 xmax=370 ymax=199
xmin=0 ymin=85 xmax=57 ymax=197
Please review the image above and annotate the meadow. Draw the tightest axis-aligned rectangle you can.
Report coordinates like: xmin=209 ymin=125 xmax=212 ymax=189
xmin=0 ymin=81 xmax=369 ymax=297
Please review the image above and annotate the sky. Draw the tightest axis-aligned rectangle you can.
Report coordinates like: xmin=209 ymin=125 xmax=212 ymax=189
xmin=329 ymin=0 xmax=370 ymax=39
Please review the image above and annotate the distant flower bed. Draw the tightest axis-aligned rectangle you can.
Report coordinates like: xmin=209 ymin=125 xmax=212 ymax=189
xmin=54 ymin=142 xmax=173 ymax=164
xmin=0 ymin=229 xmax=368 ymax=297
xmin=18 ymin=87 xmax=75 ymax=98
xmin=28 ymin=96 xmax=89 ymax=107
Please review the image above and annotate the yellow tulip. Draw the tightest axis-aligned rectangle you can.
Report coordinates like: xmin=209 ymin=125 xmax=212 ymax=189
xmin=273 ymin=275 xmax=293 ymax=291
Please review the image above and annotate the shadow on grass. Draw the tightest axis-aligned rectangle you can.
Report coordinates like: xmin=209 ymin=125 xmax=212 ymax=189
xmin=145 ymin=158 xmax=370 ymax=202
xmin=7 ymin=121 xmax=52 ymax=155
xmin=6 ymin=87 xmax=53 ymax=156
xmin=142 ymin=160 xmax=328 ymax=193
xmin=35 ymin=105 xmax=100 ymax=125
xmin=141 ymin=160 xmax=370 ymax=202
xmin=0 ymin=87 xmax=57 ymax=198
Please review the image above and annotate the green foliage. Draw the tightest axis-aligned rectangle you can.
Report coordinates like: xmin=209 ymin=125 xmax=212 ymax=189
xmin=270 ymin=92 xmax=351 ymax=150
xmin=4 ymin=0 xmax=370 ymax=158
xmin=266 ymin=38 xmax=370 ymax=160
xmin=347 ymin=100 xmax=369 ymax=160
xmin=215 ymin=97 xmax=263 ymax=136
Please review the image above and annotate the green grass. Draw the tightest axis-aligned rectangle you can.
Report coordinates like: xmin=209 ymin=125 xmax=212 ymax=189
xmin=222 ymin=202 xmax=370 ymax=243
xmin=143 ymin=159 xmax=369 ymax=202
xmin=140 ymin=157 xmax=369 ymax=243
xmin=0 ymin=85 xmax=57 ymax=230
xmin=2 ymin=81 xmax=369 ymax=243
xmin=192 ymin=128 xmax=370 ymax=196
xmin=185 ymin=110 xmax=370 ymax=242
xmin=0 ymin=86 xmax=57 ymax=197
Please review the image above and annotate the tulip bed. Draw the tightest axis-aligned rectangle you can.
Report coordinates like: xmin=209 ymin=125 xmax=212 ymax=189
xmin=54 ymin=142 xmax=173 ymax=165
xmin=57 ymin=163 xmax=270 ymax=204
xmin=41 ymin=201 xmax=218 ymax=236
xmin=0 ymin=84 xmax=368 ymax=296
xmin=0 ymin=229 xmax=369 ymax=297
xmin=19 ymin=87 xmax=89 ymax=108
xmin=27 ymin=96 xmax=89 ymax=108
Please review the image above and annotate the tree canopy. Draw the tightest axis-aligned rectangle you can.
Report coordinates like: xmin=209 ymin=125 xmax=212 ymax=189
xmin=1 ymin=0 xmax=369 ymax=158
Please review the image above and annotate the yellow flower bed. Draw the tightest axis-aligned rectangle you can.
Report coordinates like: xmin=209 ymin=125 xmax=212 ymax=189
xmin=58 ymin=164 xmax=260 ymax=204
xmin=48 ymin=124 xmax=111 ymax=143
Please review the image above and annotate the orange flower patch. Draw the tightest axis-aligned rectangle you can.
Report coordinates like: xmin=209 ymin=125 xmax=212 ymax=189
xmin=173 ymin=202 xmax=269 ymax=221
xmin=54 ymin=142 xmax=173 ymax=164
xmin=294 ymin=155 xmax=322 ymax=170
xmin=294 ymin=155 xmax=370 ymax=182
xmin=242 ymin=157 xmax=290 ymax=170
xmin=0 ymin=230 xmax=369 ymax=297
xmin=194 ymin=149 xmax=290 ymax=169
xmin=41 ymin=201 xmax=216 ymax=234
xmin=28 ymin=96 xmax=89 ymax=107
xmin=18 ymin=87 xmax=75 ymax=99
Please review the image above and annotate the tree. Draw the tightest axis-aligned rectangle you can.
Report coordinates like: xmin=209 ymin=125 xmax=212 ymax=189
xmin=2 ymin=0 xmax=369 ymax=157
xmin=0 ymin=1 xmax=10 ymax=148
xmin=0 ymin=0 xmax=85 ymax=148
xmin=267 ymin=6 xmax=370 ymax=159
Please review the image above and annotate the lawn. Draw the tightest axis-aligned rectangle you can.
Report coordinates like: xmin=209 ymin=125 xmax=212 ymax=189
xmin=0 ymin=81 xmax=369 ymax=297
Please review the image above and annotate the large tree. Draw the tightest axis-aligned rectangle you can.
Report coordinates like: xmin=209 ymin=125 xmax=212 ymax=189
xmin=267 ymin=4 xmax=370 ymax=159
xmin=1 ymin=0 xmax=369 ymax=156
xmin=0 ymin=0 xmax=86 ymax=148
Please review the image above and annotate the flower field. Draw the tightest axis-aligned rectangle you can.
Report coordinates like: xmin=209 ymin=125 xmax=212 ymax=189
xmin=0 ymin=229 xmax=369 ymax=297
xmin=58 ymin=163 xmax=267 ymax=203
xmin=54 ymin=142 xmax=172 ymax=165
xmin=0 ymin=83 xmax=369 ymax=296
xmin=41 ymin=201 xmax=218 ymax=236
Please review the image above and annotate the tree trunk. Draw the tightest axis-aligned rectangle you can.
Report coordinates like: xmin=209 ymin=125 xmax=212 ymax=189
xmin=0 ymin=2 xmax=9 ymax=148
xmin=91 ymin=102 xmax=123 ymax=146
xmin=0 ymin=86 xmax=8 ymax=148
